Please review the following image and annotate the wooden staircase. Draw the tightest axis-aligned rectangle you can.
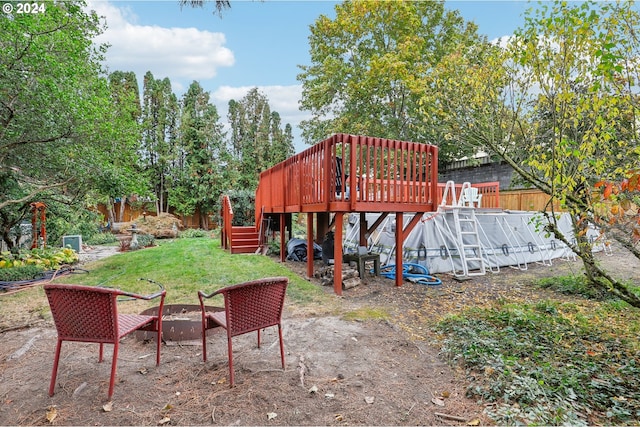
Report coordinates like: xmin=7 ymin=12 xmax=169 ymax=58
xmin=229 ymin=226 xmax=260 ymax=254
xmin=221 ymin=195 xmax=263 ymax=254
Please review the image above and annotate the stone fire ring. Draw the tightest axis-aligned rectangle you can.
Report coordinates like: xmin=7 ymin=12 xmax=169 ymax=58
xmin=136 ymin=304 xmax=223 ymax=344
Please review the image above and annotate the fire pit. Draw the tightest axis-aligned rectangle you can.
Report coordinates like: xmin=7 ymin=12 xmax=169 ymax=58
xmin=136 ymin=304 xmax=223 ymax=344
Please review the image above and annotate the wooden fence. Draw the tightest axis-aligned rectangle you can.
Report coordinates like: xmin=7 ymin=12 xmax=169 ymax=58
xmin=499 ymin=188 xmax=563 ymax=212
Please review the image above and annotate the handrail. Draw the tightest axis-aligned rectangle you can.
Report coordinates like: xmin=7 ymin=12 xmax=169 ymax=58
xmin=221 ymin=195 xmax=234 ymax=250
xmin=255 ymin=134 xmax=439 ymax=215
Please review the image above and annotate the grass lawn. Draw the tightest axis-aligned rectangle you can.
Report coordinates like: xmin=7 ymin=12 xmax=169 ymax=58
xmin=0 ymin=238 xmax=329 ymax=329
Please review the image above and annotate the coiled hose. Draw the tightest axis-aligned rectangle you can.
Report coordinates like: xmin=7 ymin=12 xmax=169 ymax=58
xmin=380 ymin=263 xmax=442 ymax=286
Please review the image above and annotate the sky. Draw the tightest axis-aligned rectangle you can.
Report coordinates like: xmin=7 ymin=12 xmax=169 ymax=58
xmin=89 ymin=0 xmax=534 ymax=152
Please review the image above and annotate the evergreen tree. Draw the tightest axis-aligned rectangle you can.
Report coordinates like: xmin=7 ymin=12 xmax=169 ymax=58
xmin=140 ymin=72 xmax=179 ymax=213
xmin=171 ymin=81 xmax=226 ymax=229
xmin=227 ymin=88 xmax=293 ymax=189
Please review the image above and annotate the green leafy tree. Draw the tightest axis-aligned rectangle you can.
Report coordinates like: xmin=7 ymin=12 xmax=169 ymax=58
xmin=426 ymin=1 xmax=640 ymax=307
xmin=0 ymin=1 xmax=144 ymax=248
xmin=297 ymin=0 xmax=485 ymax=163
xmin=170 ymin=81 xmax=226 ymax=229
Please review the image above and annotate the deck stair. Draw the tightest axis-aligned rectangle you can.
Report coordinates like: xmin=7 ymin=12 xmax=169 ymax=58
xmin=230 ymin=226 xmax=260 ymax=254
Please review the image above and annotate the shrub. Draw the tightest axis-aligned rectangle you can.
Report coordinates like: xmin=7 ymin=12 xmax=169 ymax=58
xmin=179 ymin=228 xmax=210 ymax=238
xmin=0 ymin=265 xmax=45 ymax=282
xmin=85 ymin=232 xmax=118 ymax=245
xmin=137 ymin=233 xmax=155 ymax=248
xmin=0 ymin=247 xmax=78 ymax=281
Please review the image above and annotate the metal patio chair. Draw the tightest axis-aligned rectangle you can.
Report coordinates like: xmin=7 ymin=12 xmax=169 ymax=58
xmin=198 ymin=277 xmax=288 ymax=387
xmin=44 ymin=282 xmax=166 ymax=399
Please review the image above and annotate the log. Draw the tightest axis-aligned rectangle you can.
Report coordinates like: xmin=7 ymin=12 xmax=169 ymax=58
xmin=342 ymin=277 xmax=361 ymax=289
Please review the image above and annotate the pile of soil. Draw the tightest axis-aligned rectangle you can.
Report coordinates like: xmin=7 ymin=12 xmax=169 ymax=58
xmin=0 ymin=247 xmax=637 ymax=426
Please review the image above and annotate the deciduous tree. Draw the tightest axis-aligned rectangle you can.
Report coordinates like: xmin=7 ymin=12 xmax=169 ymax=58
xmin=426 ymin=1 xmax=640 ymax=307
xmin=297 ymin=0 xmax=484 ymax=164
xmin=0 ymin=1 xmax=145 ymax=247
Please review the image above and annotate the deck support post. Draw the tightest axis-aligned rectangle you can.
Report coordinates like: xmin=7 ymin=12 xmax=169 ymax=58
xmin=333 ymin=212 xmax=344 ymax=295
xmin=395 ymin=212 xmax=403 ymax=287
xmin=279 ymin=213 xmax=286 ymax=263
xmin=306 ymin=213 xmax=314 ymax=278
xmin=359 ymin=213 xmax=367 ymax=247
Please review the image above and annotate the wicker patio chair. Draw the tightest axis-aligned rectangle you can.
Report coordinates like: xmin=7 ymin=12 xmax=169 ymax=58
xmin=44 ymin=282 xmax=166 ymax=399
xmin=198 ymin=277 xmax=288 ymax=387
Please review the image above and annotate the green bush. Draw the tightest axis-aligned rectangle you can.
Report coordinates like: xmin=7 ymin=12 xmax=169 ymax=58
xmin=0 ymin=247 xmax=78 ymax=270
xmin=85 ymin=232 xmax=118 ymax=245
xmin=179 ymin=228 xmax=210 ymax=238
xmin=0 ymin=264 xmax=45 ymax=282
xmin=46 ymin=205 xmax=103 ymax=245
xmin=137 ymin=233 xmax=155 ymax=248
xmin=222 ymin=189 xmax=255 ymax=226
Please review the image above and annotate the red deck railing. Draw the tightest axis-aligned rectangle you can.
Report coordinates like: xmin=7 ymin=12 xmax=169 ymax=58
xmin=436 ymin=181 xmax=500 ymax=208
xmin=255 ymin=134 xmax=439 ymax=221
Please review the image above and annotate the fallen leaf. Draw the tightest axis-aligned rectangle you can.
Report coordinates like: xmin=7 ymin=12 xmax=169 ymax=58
xmin=161 ymin=404 xmax=173 ymax=411
xmin=365 ymin=396 xmax=375 ymax=404
xmin=138 ymin=367 xmax=148 ymax=375
xmin=334 ymin=414 xmax=344 ymax=421
xmin=267 ymin=412 xmax=277 ymax=420
xmin=441 ymin=391 xmax=451 ymax=398
xmin=467 ymin=418 xmax=481 ymax=426
xmin=432 ymin=397 xmax=445 ymax=406
xmin=102 ymin=401 xmax=113 ymax=412
xmin=158 ymin=416 xmax=170 ymax=425
xmin=308 ymin=385 xmax=318 ymax=394
xmin=216 ymin=378 xmax=226 ymax=384
xmin=46 ymin=406 xmax=57 ymax=423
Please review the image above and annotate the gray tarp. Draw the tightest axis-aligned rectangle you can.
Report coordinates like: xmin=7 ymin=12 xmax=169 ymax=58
xmin=344 ymin=210 xmax=596 ymax=275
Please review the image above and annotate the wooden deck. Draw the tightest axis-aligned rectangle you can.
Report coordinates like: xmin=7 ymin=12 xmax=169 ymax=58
xmin=224 ymin=134 xmax=500 ymax=295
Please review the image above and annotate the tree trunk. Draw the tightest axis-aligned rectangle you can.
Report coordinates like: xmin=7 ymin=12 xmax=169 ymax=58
xmin=106 ymin=198 xmax=116 ymax=227
xmin=118 ymin=196 xmax=126 ymax=222
xmin=570 ymin=214 xmax=640 ymax=308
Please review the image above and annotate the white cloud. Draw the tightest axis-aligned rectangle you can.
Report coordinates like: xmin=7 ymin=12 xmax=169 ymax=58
xmin=90 ymin=1 xmax=234 ymax=81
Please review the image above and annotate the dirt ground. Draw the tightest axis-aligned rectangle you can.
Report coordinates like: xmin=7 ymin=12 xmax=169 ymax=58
xmin=0 ymin=245 xmax=638 ymax=426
